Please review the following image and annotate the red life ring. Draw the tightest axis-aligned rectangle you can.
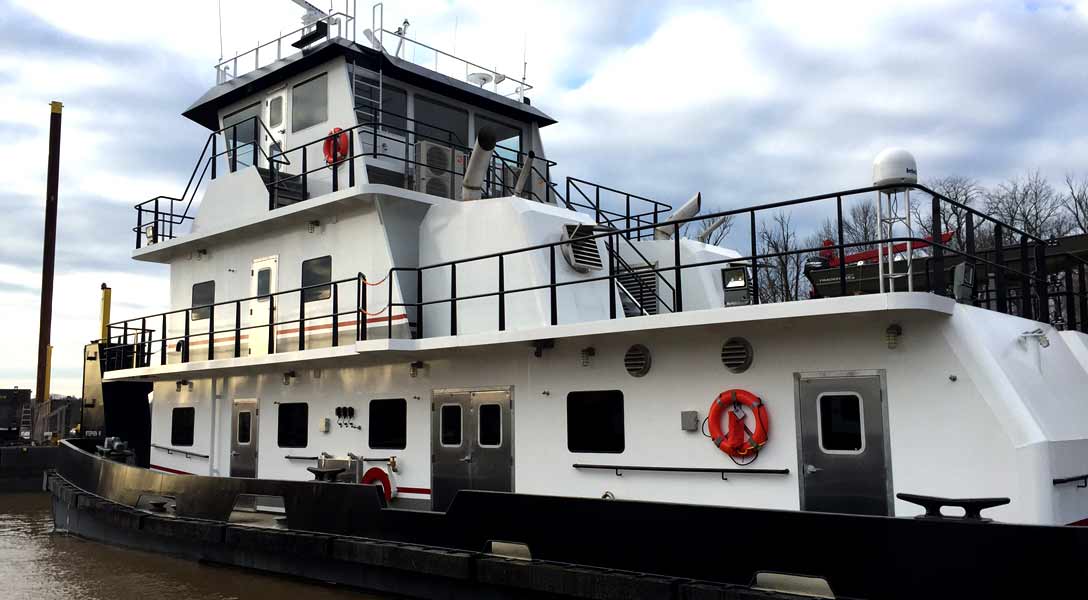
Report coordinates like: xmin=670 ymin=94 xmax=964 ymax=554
xmin=707 ymin=389 xmax=769 ymax=457
xmin=323 ymin=127 xmax=349 ymax=164
xmin=360 ymin=467 xmax=392 ymax=504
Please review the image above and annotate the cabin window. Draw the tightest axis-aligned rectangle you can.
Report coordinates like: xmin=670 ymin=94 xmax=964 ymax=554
xmin=414 ymin=95 xmax=468 ymax=146
xmin=256 ymin=268 xmax=272 ymax=298
xmin=476 ymin=116 xmax=521 ymax=158
xmin=567 ymin=391 xmax=624 ymax=453
xmin=478 ymin=403 xmax=502 ymax=447
xmin=818 ymin=393 xmax=865 ymax=454
xmin=301 ymin=256 xmax=331 ymax=302
xmin=237 ymin=411 xmax=252 ymax=445
xmin=222 ymin=102 xmax=260 ymax=168
xmin=277 ymin=402 xmax=308 ymax=448
xmin=268 ymin=96 xmax=283 ymax=129
xmin=171 ymin=407 xmax=195 ymax=447
xmin=191 ymin=281 xmax=215 ymax=320
xmin=292 ymin=73 xmax=328 ymax=133
xmin=355 ymin=76 xmax=407 ymax=132
xmin=369 ymin=398 xmax=407 ymax=449
xmin=440 ymin=404 xmax=461 ymax=446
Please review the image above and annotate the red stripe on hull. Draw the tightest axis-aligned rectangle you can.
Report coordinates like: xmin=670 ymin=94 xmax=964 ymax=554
xmin=396 ymin=486 xmax=431 ymax=495
xmin=150 ymin=464 xmax=193 ymax=475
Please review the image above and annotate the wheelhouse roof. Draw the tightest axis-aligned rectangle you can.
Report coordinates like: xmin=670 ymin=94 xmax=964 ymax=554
xmin=183 ymin=37 xmax=557 ymax=131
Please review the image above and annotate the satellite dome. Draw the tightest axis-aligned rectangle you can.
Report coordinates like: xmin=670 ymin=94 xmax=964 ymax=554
xmin=872 ymin=147 xmax=918 ymax=189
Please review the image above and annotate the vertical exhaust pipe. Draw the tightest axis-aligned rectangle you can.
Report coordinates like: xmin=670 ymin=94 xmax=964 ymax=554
xmin=461 ymin=126 xmax=496 ymax=201
xmin=100 ymin=283 xmax=112 ymax=341
xmin=35 ymin=101 xmax=63 ymax=422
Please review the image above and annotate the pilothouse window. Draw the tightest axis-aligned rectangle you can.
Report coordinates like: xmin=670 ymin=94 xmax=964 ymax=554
xmin=567 ymin=390 xmax=624 ymax=453
xmin=292 ymin=73 xmax=328 ymax=133
xmin=414 ymin=96 xmax=468 ymax=145
xmin=301 ymin=256 xmax=331 ymax=302
xmin=222 ymin=102 xmax=260 ymax=168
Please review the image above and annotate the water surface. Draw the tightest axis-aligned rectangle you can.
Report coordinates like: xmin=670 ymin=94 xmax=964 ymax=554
xmin=0 ymin=493 xmax=386 ymax=600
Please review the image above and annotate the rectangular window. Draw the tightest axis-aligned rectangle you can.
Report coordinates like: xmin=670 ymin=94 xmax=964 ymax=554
xmin=191 ymin=281 xmax=215 ymax=320
xmin=277 ymin=402 xmax=308 ymax=448
xmin=478 ymin=403 xmax=501 ymax=447
xmin=818 ymin=393 xmax=864 ymax=454
xmin=440 ymin=404 xmax=462 ymax=446
xmin=237 ymin=411 xmax=252 ymax=445
xmin=292 ymin=73 xmax=328 ymax=133
xmin=171 ymin=407 xmax=195 ymax=447
xmin=268 ymin=96 xmax=283 ymax=128
xmin=476 ymin=116 xmax=522 ymax=159
xmin=222 ymin=102 xmax=260 ymax=167
xmin=414 ymin=95 xmax=468 ymax=146
xmin=301 ymin=256 xmax=331 ymax=302
xmin=256 ymin=268 xmax=271 ymax=298
xmin=355 ymin=75 xmax=407 ymax=132
xmin=369 ymin=398 xmax=407 ymax=449
xmin=567 ymin=391 xmax=624 ymax=453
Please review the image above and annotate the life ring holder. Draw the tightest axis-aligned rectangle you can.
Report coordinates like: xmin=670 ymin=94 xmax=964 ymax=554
xmin=360 ymin=466 xmax=393 ymax=504
xmin=707 ymin=389 xmax=769 ymax=459
xmin=323 ymin=127 xmax=350 ymax=164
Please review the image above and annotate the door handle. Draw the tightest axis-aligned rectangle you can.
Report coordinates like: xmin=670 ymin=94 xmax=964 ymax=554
xmin=804 ymin=464 xmax=823 ymax=475
xmin=459 ymin=456 xmax=472 ymax=463
xmin=231 ymin=451 xmax=240 ymax=456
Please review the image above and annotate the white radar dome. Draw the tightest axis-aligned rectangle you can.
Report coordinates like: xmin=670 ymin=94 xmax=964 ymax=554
xmin=872 ymin=147 xmax=918 ymax=189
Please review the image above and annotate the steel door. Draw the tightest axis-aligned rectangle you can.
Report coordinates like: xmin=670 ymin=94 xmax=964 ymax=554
xmin=796 ymin=372 xmax=891 ymax=516
xmin=230 ymin=399 xmax=259 ymax=478
xmin=247 ymin=256 xmax=278 ymax=356
xmin=431 ymin=388 xmax=513 ymax=512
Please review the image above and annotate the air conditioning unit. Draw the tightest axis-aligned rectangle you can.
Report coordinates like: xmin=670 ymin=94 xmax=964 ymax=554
xmin=415 ymin=141 xmax=465 ymax=199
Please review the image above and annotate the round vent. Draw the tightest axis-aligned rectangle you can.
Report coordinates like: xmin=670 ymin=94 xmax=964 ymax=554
xmin=425 ymin=177 xmax=449 ymax=197
xmin=721 ymin=337 xmax=753 ymax=373
xmin=624 ymin=344 xmax=652 ymax=377
xmin=425 ymin=145 xmax=449 ymax=174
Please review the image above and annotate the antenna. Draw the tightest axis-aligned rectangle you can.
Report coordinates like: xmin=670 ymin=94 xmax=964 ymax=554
xmin=217 ymin=0 xmax=224 ymax=61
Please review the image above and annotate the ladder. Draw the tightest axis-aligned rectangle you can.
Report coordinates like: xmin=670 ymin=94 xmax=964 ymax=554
xmin=18 ymin=403 xmax=32 ymax=437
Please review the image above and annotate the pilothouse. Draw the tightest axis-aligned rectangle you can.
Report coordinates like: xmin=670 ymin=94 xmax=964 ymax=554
xmin=86 ymin=2 xmax=1088 ymax=528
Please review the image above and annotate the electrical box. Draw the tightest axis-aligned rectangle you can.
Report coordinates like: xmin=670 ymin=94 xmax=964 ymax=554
xmin=681 ymin=411 xmax=699 ymax=432
xmin=318 ymin=417 xmax=330 ymax=433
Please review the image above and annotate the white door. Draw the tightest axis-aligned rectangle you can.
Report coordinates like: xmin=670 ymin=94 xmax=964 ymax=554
xmin=248 ymin=256 xmax=279 ymax=356
xmin=262 ymin=89 xmax=287 ymax=171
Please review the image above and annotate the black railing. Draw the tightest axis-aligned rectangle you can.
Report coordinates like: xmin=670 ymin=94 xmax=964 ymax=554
xmin=101 ymin=272 xmax=399 ymax=371
xmin=109 ymin=182 xmax=1088 ymax=371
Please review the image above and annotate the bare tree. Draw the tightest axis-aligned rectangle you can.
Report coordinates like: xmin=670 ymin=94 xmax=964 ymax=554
xmin=984 ymin=170 xmax=1074 ymax=240
xmin=1064 ymin=173 xmax=1088 ymax=234
xmin=843 ymin=201 xmax=879 ymax=253
xmin=916 ymin=175 xmax=984 ymax=250
xmin=756 ymin=211 xmax=807 ymax=302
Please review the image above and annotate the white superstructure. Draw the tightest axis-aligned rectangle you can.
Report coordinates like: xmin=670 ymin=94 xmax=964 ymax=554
xmin=98 ymin=4 xmax=1088 ymax=526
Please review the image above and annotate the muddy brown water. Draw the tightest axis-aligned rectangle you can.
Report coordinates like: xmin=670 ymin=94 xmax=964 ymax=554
xmin=0 ymin=493 xmax=389 ymax=600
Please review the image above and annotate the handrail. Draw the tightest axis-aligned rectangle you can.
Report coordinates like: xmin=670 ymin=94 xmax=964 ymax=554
xmin=573 ymin=463 xmax=790 ymax=480
xmin=215 ymin=11 xmax=356 ymax=83
xmin=150 ymin=443 xmax=209 ymax=459
xmin=1053 ymin=473 xmax=1088 ymax=488
xmin=284 ymin=455 xmax=320 ymax=461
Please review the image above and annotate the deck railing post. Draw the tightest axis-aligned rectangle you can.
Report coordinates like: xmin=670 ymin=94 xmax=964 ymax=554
xmin=357 ymin=273 xmax=366 ymax=341
xmin=1079 ymin=264 xmax=1088 ymax=333
xmin=415 ymin=269 xmax=423 ymax=339
xmin=1036 ymin=242 xmax=1049 ymax=324
xmin=268 ymin=295 xmax=275 ymax=354
xmin=931 ymin=194 xmax=945 ymax=296
xmin=161 ymin=313 xmax=167 ymax=366
xmin=966 ymin=212 xmax=977 ymax=306
xmin=836 ymin=196 xmax=847 ymax=296
xmin=301 ymin=150 xmax=308 ymax=200
xmin=1020 ymin=235 xmax=1032 ymax=319
xmin=994 ymin=224 xmax=1007 ymax=313
xmin=231 ymin=125 xmax=238 ymax=172
xmin=498 ymin=256 xmax=506 ymax=331
xmin=136 ymin=206 xmax=143 ymax=249
xmin=155 ymin=197 xmax=161 ymax=244
xmin=299 ymin=289 xmax=306 ymax=351
xmin=608 ymin=234 xmax=617 ymax=319
xmin=139 ymin=317 xmax=147 ymax=367
xmin=1064 ymin=267 xmax=1075 ymax=330
xmin=673 ymin=223 xmax=683 ymax=312
xmin=182 ymin=310 xmax=190 ymax=363
xmin=211 ymin=133 xmax=217 ymax=180
xmin=348 ymin=129 xmax=355 ymax=187
xmin=550 ymin=246 xmax=558 ymax=325
xmin=750 ymin=211 xmax=760 ymax=305
xmin=234 ymin=302 xmax=241 ymax=358
xmin=208 ymin=305 xmax=215 ymax=360
xmin=450 ymin=264 xmax=458 ymax=336
xmin=331 ymin=133 xmax=339 ymax=192
xmin=387 ymin=273 xmax=394 ymax=339
xmin=332 ymin=282 xmax=339 ymax=347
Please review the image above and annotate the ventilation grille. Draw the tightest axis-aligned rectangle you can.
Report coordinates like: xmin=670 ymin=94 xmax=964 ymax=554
xmin=624 ymin=344 xmax=652 ymax=377
xmin=560 ymin=224 xmax=604 ymax=272
xmin=721 ymin=337 xmax=753 ymax=373
xmin=617 ymin=266 xmax=659 ymax=316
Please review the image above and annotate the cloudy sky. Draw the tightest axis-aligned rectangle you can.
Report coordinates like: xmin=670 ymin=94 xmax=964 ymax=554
xmin=1 ymin=0 xmax=1086 ymax=395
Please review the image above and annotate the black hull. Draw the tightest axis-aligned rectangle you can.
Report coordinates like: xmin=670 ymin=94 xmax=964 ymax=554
xmin=47 ymin=440 xmax=1088 ymax=600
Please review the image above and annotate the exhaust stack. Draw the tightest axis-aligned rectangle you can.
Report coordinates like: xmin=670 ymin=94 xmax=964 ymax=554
xmin=654 ymin=192 xmax=701 ymax=240
xmin=512 ymin=150 xmax=535 ymax=198
xmin=461 ymin=127 xmax=496 ymax=201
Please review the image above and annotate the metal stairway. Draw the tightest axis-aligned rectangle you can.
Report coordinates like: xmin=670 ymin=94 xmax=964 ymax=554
xmin=258 ymin=167 xmax=307 ymax=208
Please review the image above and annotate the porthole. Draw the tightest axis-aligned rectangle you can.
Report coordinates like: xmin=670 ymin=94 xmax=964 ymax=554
xmin=624 ymin=344 xmax=652 ymax=377
xmin=721 ymin=337 xmax=753 ymax=373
